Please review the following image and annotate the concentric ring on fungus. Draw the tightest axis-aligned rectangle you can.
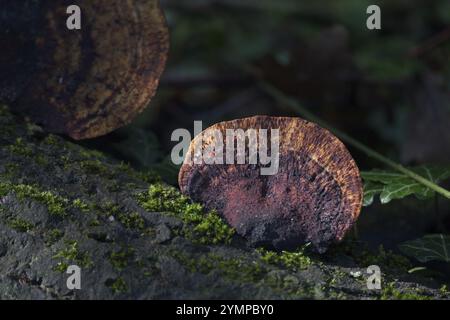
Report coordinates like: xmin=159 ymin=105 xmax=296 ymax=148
xmin=179 ymin=116 xmax=363 ymax=253
xmin=0 ymin=0 xmax=169 ymax=140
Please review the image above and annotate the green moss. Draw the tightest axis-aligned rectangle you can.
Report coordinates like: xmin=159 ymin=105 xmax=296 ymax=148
xmin=89 ymin=218 xmax=101 ymax=227
xmin=0 ymin=104 xmax=9 ymax=116
xmin=106 ymin=181 xmax=121 ymax=193
xmin=80 ymin=159 xmax=110 ymax=176
xmin=7 ymin=138 xmax=33 ymax=157
xmin=0 ymin=184 xmax=7 ymax=197
xmin=79 ymin=148 xmax=106 ymax=160
xmin=109 ymin=248 xmax=135 ymax=271
xmin=108 ymin=277 xmax=128 ymax=294
xmin=93 ymin=201 xmax=145 ymax=230
xmin=35 ymin=154 xmax=48 ymax=166
xmin=40 ymin=191 xmax=66 ymax=216
xmin=142 ymin=227 xmax=156 ymax=237
xmin=53 ymin=240 xmax=93 ymax=272
xmin=116 ymin=211 xmax=145 ymax=230
xmin=172 ymin=250 xmax=322 ymax=298
xmin=258 ymin=246 xmax=313 ymax=271
xmin=0 ymin=106 xmax=16 ymax=137
xmin=136 ymin=183 xmax=234 ymax=244
xmin=7 ymin=217 xmax=34 ymax=233
xmin=439 ymin=284 xmax=448 ymax=295
xmin=262 ymin=271 xmax=317 ymax=298
xmin=184 ymin=205 xmax=234 ymax=245
xmin=5 ymin=131 xmax=48 ymax=167
xmin=365 ymin=245 xmax=411 ymax=271
xmin=72 ymin=199 xmax=90 ymax=213
xmin=60 ymin=155 xmax=71 ymax=169
xmin=60 ymin=145 xmax=107 ymax=174
xmin=137 ymin=183 xmax=190 ymax=213
xmin=380 ymin=282 xmax=431 ymax=300
xmin=3 ymin=163 xmax=19 ymax=179
xmin=45 ymin=229 xmax=64 ymax=245
xmin=328 ymin=269 xmax=347 ymax=286
xmin=42 ymin=134 xmax=60 ymax=146
xmin=139 ymin=256 xmax=159 ymax=277
xmin=54 ymin=262 xmax=70 ymax=273
xmin=333 ymin=241 xmax=412 ymax=272
xmin=0 ymin=182 xmax=68 ymax=217
xmin=173 ymin=252 xmax=266 ymax=283
xmin=136 ymin=170 xmax=162 ymax=184
xmin=97 ymin=202 xmax=120 ymax=216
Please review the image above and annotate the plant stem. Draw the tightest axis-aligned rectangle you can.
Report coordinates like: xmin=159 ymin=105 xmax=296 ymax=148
xmin=259 ymin=81 xmax=450 ymax=200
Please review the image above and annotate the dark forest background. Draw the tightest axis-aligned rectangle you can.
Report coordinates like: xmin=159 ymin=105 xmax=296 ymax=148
xmin=80 ymin=0 xmax=450 ymax=279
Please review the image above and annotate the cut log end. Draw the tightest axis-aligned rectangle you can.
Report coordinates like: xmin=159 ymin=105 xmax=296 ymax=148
xmin=179 ymin=116 xmax=363 ymax=252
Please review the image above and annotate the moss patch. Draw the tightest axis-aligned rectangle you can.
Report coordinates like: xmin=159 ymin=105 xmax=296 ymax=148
xmin=3 ymin=163 xmax=19 ymax=179
xmin=136 ymin=183 xmax=235 ymax=245
xmin=0 ymin=180 xmax=90 ymax=218
xmin=0 ymin=182 xmax=70 ymax=217
xmin=109 ymin=248 xmax=135 ymax=271
xmin=171 ymin=250 xmax=322 ymax=298
xmin=6 ymin=138 xmax=33 ymax=157
xmin=107 ymin=277 xmax=128 ymax=294
xmin=92 ymin=202 xmax=146 ymax=231
xmin=258 ymin=246 xmax=313 ymax=271
xmin=53 ymin=240 xmax=93 ymax=272
xmin=45 ymin=229 xmax=64 ymax=245
xmin=72 ymin=199 xmax=90 ymax=213
xmin=80 ymin=159 xmax=110 ymax=176
xmin=172 ymin=251 xmax=267 ymax=283
xmin=116 ymin=212 xmax=145 ymax=231
xmin=7 ymin=217 xmax=34 ymax=233
xmin=328 ymin=240 xmax=412 ymax=273
xmin=381 ymin=282 xmax=432 ymax=300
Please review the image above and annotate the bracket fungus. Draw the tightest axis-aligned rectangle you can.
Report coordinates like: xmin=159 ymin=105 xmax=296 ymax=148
xmin=0 ymin=0 xmax=169 ymax=139
xmin=179 ymin=116 xmax=363 ymax=253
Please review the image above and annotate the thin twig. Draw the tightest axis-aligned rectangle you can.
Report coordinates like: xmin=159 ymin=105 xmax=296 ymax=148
xmin=409 ymin=26 xmax=450 ymax=57
xmin=258 ymin=81 xmax=450 ymax=200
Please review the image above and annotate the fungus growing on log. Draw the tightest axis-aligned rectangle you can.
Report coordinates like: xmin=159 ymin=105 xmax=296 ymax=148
xmin=179 ymin=116 xmax=363 ymax=253
xmin=0 ymin=0 xmax=169 ymax=140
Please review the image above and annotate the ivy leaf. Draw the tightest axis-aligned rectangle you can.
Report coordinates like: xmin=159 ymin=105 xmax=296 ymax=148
xmin=361 ymin=166 xmax=450 ymax=206
xmin=399 ymin=234 xmax=450 ymax=263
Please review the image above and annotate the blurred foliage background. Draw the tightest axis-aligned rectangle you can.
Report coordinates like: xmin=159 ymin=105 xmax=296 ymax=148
xmin=81 ymin=0 xmax=450 ymax=277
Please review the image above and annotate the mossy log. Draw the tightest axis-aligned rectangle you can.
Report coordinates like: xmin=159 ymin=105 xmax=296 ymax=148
xmin=0 ymin=106 xmax=447 ymax=299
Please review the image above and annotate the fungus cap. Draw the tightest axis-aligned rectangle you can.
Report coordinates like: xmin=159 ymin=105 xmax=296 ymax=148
xmin=0 ymin=0 xmax=169 ymax=139
xmin=179 ymin=116 xmax=363 ymax=252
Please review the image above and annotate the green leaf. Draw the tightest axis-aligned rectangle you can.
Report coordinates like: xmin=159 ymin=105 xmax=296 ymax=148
xmin=362 ymin=181 xmax=384 ymax=206
xmin=399 ymin=234 xmax=450 ymax=263
xmin=407 ymin=267 xmax=427 ymax=274
xmin=361 ymin=166 xmax=450 ymax=206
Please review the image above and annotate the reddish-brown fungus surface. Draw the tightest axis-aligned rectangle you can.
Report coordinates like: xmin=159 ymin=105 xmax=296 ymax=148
xmin=179 ymin=116 xmax=363 ymax=252
xmin=0 ymin=0 xmax=169 ymax=140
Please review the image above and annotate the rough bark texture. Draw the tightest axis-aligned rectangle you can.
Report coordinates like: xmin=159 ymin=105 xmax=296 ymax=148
xmin=0 ymin=0 xmax=169 ymax=140
xmin=179 ymin=116 xmax=363 ymax=253
xmin=0 ymin=106 xmax=447 ymax=300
